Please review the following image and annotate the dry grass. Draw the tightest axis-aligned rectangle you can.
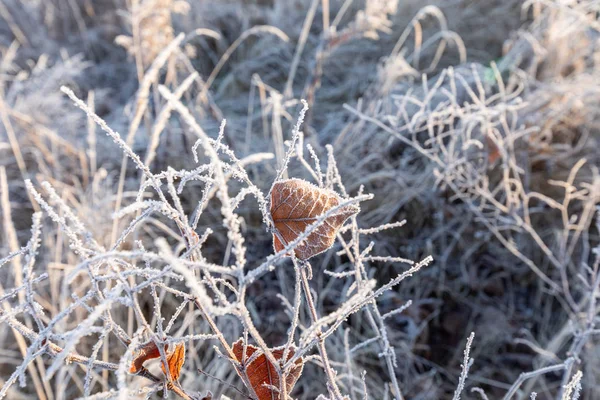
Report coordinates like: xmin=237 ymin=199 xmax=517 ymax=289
xmin=0 ymin=0 xmax=599 ymax=399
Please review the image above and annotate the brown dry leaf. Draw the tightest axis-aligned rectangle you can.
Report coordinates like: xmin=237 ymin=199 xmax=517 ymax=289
xmin=232 ymin=339 xmax=304 ymax=400
xmin=129 ymin=340 xmax=167 ymax=374
xmin=161 ymin=342 xmax=186 ymax=382
xmin=486 ymin=134 xmax=501 ymax=165
xmin=270 ymin=178 xmax=359 ymax=260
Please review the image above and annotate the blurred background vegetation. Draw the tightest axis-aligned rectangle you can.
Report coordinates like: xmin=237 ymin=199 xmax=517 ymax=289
xmin=1 ymin=0 xmax=599 ymax=398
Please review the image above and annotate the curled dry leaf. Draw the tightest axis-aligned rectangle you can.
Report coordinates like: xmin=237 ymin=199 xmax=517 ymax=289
xmin=232 ymin=339 xmax=304 ymax=400
xmin=270 ymin=178 xmax=359 ymax=260
xmin=129 ymin=340 xmax=167 ymax=374
xmin=161 ymin=342 xmax=186 ymax=382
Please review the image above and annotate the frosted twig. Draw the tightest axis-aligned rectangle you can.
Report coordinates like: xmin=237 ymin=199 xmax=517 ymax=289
xmin=503 ymin=358 xmax=574 ymax=400
xmin=452 ymin=332 xmax=475 ymax=400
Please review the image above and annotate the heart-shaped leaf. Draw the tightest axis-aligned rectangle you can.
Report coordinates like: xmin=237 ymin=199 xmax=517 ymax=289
xmin=270 ymin=179 xmax=359 ymax=260
xmin=232 ymin=339 xmax=304 ymax=400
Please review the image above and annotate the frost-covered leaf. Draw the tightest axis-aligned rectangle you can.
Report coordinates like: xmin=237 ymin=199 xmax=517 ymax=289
xmin=270 ymin=179 xmax=359 ymax=260
xmin=129 ymin=341 xmax=167 ymax=374
xmin=232 ymin=339 xmax=304 ymax=400
xmin=161 ymin=342 xmax=185 ymax=382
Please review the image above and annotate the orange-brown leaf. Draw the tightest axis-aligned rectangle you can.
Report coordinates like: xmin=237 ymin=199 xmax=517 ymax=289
xmin=129 ymin=341 xmax=167 ymax=374
xmin=232 ymin=339 xmax=304 ymax=400
xmin=486 ymin=134 xmax=501 ymax=165
xmin=161 ymin=342 xmax=186 ymax=382
xmin=270 ymin=179 xmax=359 ymax=260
